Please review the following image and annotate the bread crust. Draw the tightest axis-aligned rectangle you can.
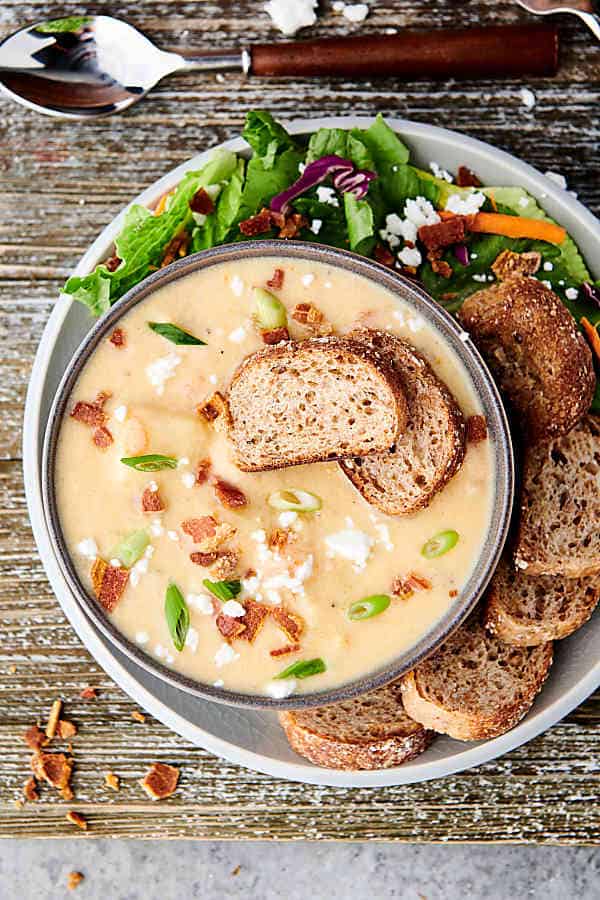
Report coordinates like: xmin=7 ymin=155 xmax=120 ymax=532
xmin=227 ymin=336 xmax=408 ymax=472
xmin=458 ymin=276 xmax=595 ymax=440
xmin=339 ymin=329 xmax=466 ymax=516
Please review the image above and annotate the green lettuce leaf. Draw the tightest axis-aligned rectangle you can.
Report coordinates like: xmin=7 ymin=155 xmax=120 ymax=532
xmin=242 ymin=110 xmax=296 ymax=167
xmin=344 ymin=194 xmax=376 ymax=255
xmin=353 ymin=114 xmax=410 ymax=169
xmin=236 ymin=147 xmax=304 ymax=227
xmin=306 ymin=129 xmax=374 ymax=170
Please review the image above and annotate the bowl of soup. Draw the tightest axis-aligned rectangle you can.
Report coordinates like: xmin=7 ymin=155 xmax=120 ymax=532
xmin=42 ymin=240 xmax=514 ymax=708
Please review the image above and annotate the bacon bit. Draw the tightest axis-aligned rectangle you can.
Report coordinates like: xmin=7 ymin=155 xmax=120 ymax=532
xmin=67 ymin=872 xmax=85 ymax=891
xmin=216 ymin=613 xmax=247 ymax=640
xmin=90 ymin=558 xmax=129 ymax=613
xmin=270 ymin=643 xmax=301 ymax=658
xmin=268 ymin=529 xmax=294 ymax=552
xmin=182 ymin=515 xmax=217 ymax=543
xmin=266 ymin=268 xmax=285 ymax=289
xmin=456 ymin=165 xmax=482 ymax=187
xmin=190 ymin=551 xmax=218 ymax=567
xmin=581 ymin=317 xmax=600 ymax=361
xmin=31 ymin=751 xmax=73 ymax=799
xmin=449 ymin=589 xmax=458 ymax=598
xmin=209 ymin=549 xmax=241 ymax=580
xmin=23 ymin=776 xmax=39 ymax=802
xmin=245 ymin=568 xmax=257 ymax=579
xmin=161 ymin=230 xmax=189 ymax=268
xmin=407 ymin=572 xmax=432 ymax=591
xmin=238 ymin=600 xmax=270 ymax=643
xmin=441 ymin=292 xmax=459 ymax=302
xmin=142 ymin=486 xmax=165 ymax=513
xmin=131 ymin=710 xmax=146 ymax=723
xmin=419 ymin=216 xmax=467 ymax=252
xmin=23 ymin=725 xmax=48 ymax=751
xmin=57 ymin=720 xmax=77 ymax=740
xmin=46 ymin=699 xmax=63 ymax=739
xmin=190 ymin=187 xmax=215 ymax=215
xmin=374 ymin=243 xmax=396 ymax=268
xmin=466 ymin=414 xmax=488 ymax=443
xmin=197 ymin=391 xmax=231 ymax=429
xmin=92 ymin=426 xmax=113 ymax=448
xmin=79 ymin=686 xmax=98 ymax=700
xmin=428 ymin=255 xmax=453 ymax=279
xmin=66 ymin=810 xmax=88 ymax=831
xmin=213 ymin=478 xmax=247 ymax=509
xmin=139 ymin=762 xmax=179 ymax=800
xmin=195 ymin=458 xmax=211 ymax=485
xmin=105 ymin=771 xmax=120 ymax=791
xmin=104 ymin=255 xmax=121 ymax=272
xmin=292 ymin=302 xmax=333 ymax=335
xmin=109 ymin=327 xmax=125 ymax=347
xmin=240 ymin=207 xmax=274 ymax=236
xmin=271 ymin=607 xmax=304 ymax=642
xmin=262 ymin=326 xmax=290 ymax=345
xmin=278 ymin=212 xmax=308 ymax=239
xmin=70 ymin=401 xmax=106 ymax=428
xmin=391 ymin=572 xmax=432 ymax=599
xmin=491 ymin=248 xmax=542 ymax=280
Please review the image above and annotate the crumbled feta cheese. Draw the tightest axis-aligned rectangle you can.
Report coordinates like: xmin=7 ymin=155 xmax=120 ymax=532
xmin=310 ymin=218 xmax=322 ymax=235
xmin=543 ymin=261 xmax=554 ymax=272
xmin=145 ymin=352 xmax=182 ymax=396
xmin=301 ymin=273 xmax=315 ymax=286
xmin=181 ymin=471 xmax=196 ymax=489
xmin=471 ymin=252 xmax=479 ymax=259
xmin=520 ymin=88 xmax=536 ymax=110
xmin=110 ymin=558 xmax=121 ymax=568
xmin=278 ymin=510 xmax=298 ymax=528
xmin=430 ymin=161 xmax=453 ymax=183
xmin=324 ymin=281 xmax=332 ymax=288
xmin=221 ymin=599 xmax=246 ymax=618
xmin=518 ymin=196 xmax=529 ymax=209
xmin=208 ymin=374 xmax=218 ymax=385
xmin=148 ymin=480 xmax=159 ymax=492
xmin=150 ymin=519 xmax=164 ymax=537
xmin=185 ymin=626 xmax=199 ymax=653
xmin=343 ymin=3 xmax=369 ymax=23
xmin=130 ymin=569 xmax=140 ymax=587
xmin=241 ymin=575 xmax=260 ymax=596
xmin=177 ymin=457 xmax=190 ymax=468
xmin=325 ymin=529 xmax=374 ymax=569
xmin=380 ymin=212 xmax=418 ymax=246
xmin=316 ymin=186 xmax=339 ymax=207
xmin=250 ymin=529 xmax=267 ymax=544
xmin=266 ymin=678 xmax=297 ymax=699
xmin=404 ymin=196 xmax=440 ymax=227
xmin=135 ymin=631 xmax=149 ymax=645
xmin=187 ymin=593 xmax=214 ymax=615
xmin=144 ymin=545 xmax=155 ymax=559
xmin=565 ymin=287 xmax=579 ymax=300
xmin=166 ymin=653 xmax=174 ymax=665
xmin=77 ymin=538 xmax=98 ymax=559
xmin=298 ymin=162 xmax=306 ymax=174
xmin=167 ymin=530 xmax=179 ymax=542
xmin=154 ymin=644 xmax=165 ymax=659
xmin=264 ymin=0 xmax=317 ymax=35
xmin=393 ymin=309 xmax=405 ymax=326
xmin=371 ymin=519 xmax=393 ymax=552
xmin=213 ymin=679 xmax=225 ymax=688
xmin=230 ymin=274 xmax=245 ymax=297
xmin=134 ymin=558 xmax=149 ymax=575
xmin=407 ymin=316 xmax=424 ymax=333
xmin=215 ymin=642 xmax=239 ymax=668
xmin=113 ymin=404 xmax=127 ymax=423
xmin=544 ymin=170 xmax=567 ymax=190
xmin=228 ymin=325 xmax=247 ymax=344
xmin=192 ymin=212 xmax=207 ymax=227
xmin=445 ymin=191 xmax=486 ymax=216
xmin=472 ymin=273 xmax=487 ymax=282
xmin=398 ymin=246 xmax=422 ymax=268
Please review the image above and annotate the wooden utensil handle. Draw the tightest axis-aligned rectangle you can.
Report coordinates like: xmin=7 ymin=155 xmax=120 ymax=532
xmin=251 ymin=25 xmax=559 ymax=80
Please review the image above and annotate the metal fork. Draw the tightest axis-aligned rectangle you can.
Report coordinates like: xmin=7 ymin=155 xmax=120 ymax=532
xmin=516 ymin=0 xmax=600 ymax=41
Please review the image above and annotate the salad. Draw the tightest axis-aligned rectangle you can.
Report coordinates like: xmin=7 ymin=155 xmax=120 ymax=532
xmin=64 ymin=110 xmax=600 ymax=410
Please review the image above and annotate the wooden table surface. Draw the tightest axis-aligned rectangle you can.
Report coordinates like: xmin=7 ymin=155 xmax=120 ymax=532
xmin=1 ymin=0 xmax=599 ymax=843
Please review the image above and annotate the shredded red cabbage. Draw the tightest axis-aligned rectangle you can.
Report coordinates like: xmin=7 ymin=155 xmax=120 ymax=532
xmin=270 ymin=155 xmax=376 ymax=215
xmin=454 ymin=244 xmax=470 ymax=266
xmin=582 ymin=282 xmax=600 ymax=308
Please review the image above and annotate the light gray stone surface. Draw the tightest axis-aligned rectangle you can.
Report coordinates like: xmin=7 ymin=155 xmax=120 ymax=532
xmin=0 ymin=841 xmax=598 ymax=899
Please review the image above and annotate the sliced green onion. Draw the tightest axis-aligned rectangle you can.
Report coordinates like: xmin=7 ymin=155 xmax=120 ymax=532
xmin=148 ymin=322 xmax=206 ymax=346
xmin=165 ymin=582 xmax=190 ymax=652
xmin=253 ymin=287 xmax=287 ymax=330
xmin=421 ymin=529 xmax=460 ymax=559
xmin=202 ymin=578 xmax=242 ymax=601
xmin=268 ymin=489 xmax=322 ymax=513
xmin=110 ymin=529 xmax=149 ymax=568
xmin=120 ymin=454 xmax=178 ymax=472
xmin=275 ymin=658 xmax=326 ymax=680
xmin=347 ymin=594 xmax=391 ymax=621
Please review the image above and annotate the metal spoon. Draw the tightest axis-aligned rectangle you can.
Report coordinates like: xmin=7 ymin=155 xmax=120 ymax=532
xmin=516 ymin=0 xmax=600 ymax=41
xmin=0 ymin=15 xmax=560 ymax=120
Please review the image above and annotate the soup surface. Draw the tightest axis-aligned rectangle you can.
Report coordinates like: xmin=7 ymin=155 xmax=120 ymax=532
xmin=55 ymin=256 xmax=495 ymax=697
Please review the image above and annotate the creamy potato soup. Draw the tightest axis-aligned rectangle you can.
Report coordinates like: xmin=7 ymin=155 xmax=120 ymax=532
xmin=55 ymin=256 xmax=495 ymax=698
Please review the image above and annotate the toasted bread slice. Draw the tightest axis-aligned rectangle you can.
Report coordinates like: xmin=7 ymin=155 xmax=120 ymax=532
xmin=484 ymin=557 xmax=600 ymax=646
xmin=339 ymin=329 xmax=466 ymax=516
xmin=458 ymin=276 xmax=595 ymax=440
xmin=401 ymin=614 xmax=553 ymax=741
xmin=227 ymin=336 xmax=408 ymax=472
xmin=279 ymin=681 xmax=434 ymax=770
xmin=514 ymin=416 xmax=600 ymax=577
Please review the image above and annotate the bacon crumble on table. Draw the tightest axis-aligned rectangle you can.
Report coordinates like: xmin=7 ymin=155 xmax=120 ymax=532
xmin=213 ymin=478 xmax=247 ymax=509
xmin=90 ymin=558 xmax=129 ymax=613
xmin=23 ymin=776 xmax=39 ymax=802
xmin=66 ymin=810 xmax=88 ymax=831
xmin=57 ymin=720 xmax=78 ymax=740
xmin=109 ymin=327 xmax=126 ymax=347
xmin=189 ymin=187 xmax=215 ymax=215
xmin=67 ymin=872 xmax=85 ymax=891
xmin=266 ymin=268 xmax=285 ymax=289
xmin=31 ymin=751 xmax=74 ymax=800
xmin=141 ymin=486 xmax=165 ymax=513
xmin=456 ymin=165 xmax=482 ymax=187
xmin=79 ymin=686 xmax=98 ymax=700
xmin=139 ymin=762 xmax=180 ymax=800
xmin=466 ymin=414 xmax=488 ymax=443
xmin=23 ymin=724 xmax=49 ymax=751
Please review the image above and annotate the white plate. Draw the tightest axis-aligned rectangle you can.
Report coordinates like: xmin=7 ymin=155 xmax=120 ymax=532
xmin=24 ymin=117 xmax=600 ymax=787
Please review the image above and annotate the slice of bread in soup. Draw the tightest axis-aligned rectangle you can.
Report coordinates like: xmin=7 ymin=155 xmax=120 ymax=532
xmin=339 ymin=329 xmax=466 ymax=516
xmin=226 ymin=336 xmax=408 ymax=472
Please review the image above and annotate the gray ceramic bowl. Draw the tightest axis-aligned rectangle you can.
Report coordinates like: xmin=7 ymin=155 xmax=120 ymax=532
xmin=42 ymin=239 xmax=514 ymax=710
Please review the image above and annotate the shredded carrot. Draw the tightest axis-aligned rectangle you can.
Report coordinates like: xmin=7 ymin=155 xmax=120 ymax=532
xmin=437 ymin=209 xmax=566 ymax=244
xmin=154 ymin=190 xmax=174 ymax=216
xmin=488 ymin=190 xmax=498 ymax=212
xmin=581 ymin=317 xmax=600 ymax=360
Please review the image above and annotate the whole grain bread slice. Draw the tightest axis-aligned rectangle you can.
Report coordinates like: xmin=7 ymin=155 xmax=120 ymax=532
xmin=226 ymin=336 xmax=408 ymax=472
xmin=401 ymin=613 xmax=553 ymax=741
xmin=339 ymin=329 xmax=466 ymax=516
xmin=484 ymin=557 xmax=600 ymax=646
xmin=278 ymin=680 xmax=434 ymax=770
xmin=514 ymin=416 xmax=600 ymax=577
xmin=458 ymin=276 xmax=595 ymax=440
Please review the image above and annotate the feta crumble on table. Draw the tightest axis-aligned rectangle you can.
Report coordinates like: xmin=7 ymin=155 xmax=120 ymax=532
xmin=342 ymin=3 xmax=369 ymax=22
xmin=215 ymin=643 xmax=240 ymax=668
xmin=316 ymin=186 xmax=340 ymax=207
xmin=76 ymin=538 xmax=98 ymax=559
xmin=325 ymin=528 xmax=374 ymax=569
xmin=266 ymin=678 xmax=297 ymax=699
xmin=145 ymin=352 xmax=181 ymax=396
xmin=264 ymin=0 xmax=317 ymax=35
xmin=445 ymin=191 xmax=486 ymax=216
xmin=430 ymin=161 xmax=453 ymax=183
xmin=520 ymin=88 xmax=536 ymax=110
